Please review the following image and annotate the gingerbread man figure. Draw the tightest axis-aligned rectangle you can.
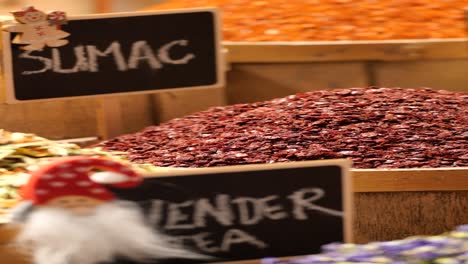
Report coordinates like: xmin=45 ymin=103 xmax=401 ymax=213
xmin=3 ymin=6 xmax=70 ymax=51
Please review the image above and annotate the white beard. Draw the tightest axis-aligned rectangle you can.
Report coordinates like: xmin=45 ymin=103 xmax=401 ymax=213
xmin=15 ymin=201 xmax=205 ymax=264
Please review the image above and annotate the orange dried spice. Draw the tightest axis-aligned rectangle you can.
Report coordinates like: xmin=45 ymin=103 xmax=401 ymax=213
xmin=145 ymin=0 xmax=468 ymax=41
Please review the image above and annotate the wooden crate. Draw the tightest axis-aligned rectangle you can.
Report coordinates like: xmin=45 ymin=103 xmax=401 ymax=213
xmin=224 ymin=39 xmax=468 ymax=104
xmin=372 ymin=59 xmax=468 ymax=92
xmin=352 ymin=168 xmax=468 ymax=243
xmin=213 ymin=40 xmax=468 ymax=245
xmin=226 ymin=62 xmax=369 ymax=104
xmin=224 ymin=39 xmax=468 ymax=63
xmin=0 ymin=95 xmax=153 ymax=139
xmin=151 ymin=87 xmax=227 ymax=123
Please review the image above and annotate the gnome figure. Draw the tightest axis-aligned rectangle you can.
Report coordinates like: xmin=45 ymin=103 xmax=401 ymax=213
xmin=10 ymin=156 xmax=204 ymax=264
xmin=3 ymin=6 xmax=70 ymax=51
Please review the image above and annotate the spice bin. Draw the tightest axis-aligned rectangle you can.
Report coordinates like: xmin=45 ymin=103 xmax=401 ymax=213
xmin=98 ymin=86 xmax=468 ymax=243
xmin=140 ymin=1 xmax=468 ymax=244
xmin=222 ymin=42 xmax=468 ymax=241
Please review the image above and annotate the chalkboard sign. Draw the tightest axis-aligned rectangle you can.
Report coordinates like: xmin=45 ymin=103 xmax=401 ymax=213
xmin=111 ymin=159 xmax=352 ymax=264
xmin=1 ymin=8 xmax=223 ymax=103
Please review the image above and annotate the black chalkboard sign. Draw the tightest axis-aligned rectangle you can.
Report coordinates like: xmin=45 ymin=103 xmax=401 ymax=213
xmin=1 ymin=9 xmax=223 ymax=103
xmin=111 ymin=160 xmax=352 ymax=264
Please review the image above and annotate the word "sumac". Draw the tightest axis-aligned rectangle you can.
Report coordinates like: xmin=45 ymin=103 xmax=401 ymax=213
xmin=18 ymin=40 xmax=196 ymax=75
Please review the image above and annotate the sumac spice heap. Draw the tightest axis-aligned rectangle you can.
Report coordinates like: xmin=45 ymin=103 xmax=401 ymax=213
xmin=98 ymin=87 xmax=468 ymax=169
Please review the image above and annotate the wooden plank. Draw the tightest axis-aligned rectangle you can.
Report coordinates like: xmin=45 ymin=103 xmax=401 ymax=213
xmin=0 ymin=95 xmax=153 ymax=140
xmin=0 ymin=225 xmax=29 ymax=264
xmin=150 ymin=167 xmax=468 ymax=192
xmin=353 ymin=168 xmax=468 ymax=192
xmin=0 ymin=99 xmax=97 ymax=139
xmin=224 ymin=39 xmax=468 ymax=63
xmin=152 ymin=88 xmax=226 ymax=123
xmin=151 ymin=48 xmax=229 ymax=123
xmin=226 ymin=62 xmax=369 ymax=104
xmin=95 ymin=0 xmax=114 ymax=13
xmin=353 ymin=191 xmax=468 ymax=243
xmin=372 ymin=59 xmax=468 ymax=92
xmin=95 ymin=97 xmax=124 ymax=140
xmin=0 ymin=245 xmax=29 ymax=264
xmin=119 ymin=94 xmax=155 ymax=134
xmin=0 ymin=225 xmax=17 ymax=244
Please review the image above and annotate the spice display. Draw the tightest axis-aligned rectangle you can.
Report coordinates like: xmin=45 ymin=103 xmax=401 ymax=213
xmin=262 ymin=225 xmax=468 ymax=264
xmin=0 ymin=130 xmax=162 ymax=221
xmin=145 ymin=0 xmax=468 ymax=41
xmin=98 ymin=87 xmax=468 ymax=169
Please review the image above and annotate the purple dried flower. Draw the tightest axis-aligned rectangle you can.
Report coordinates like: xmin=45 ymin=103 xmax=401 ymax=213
xmin=413 ymin=250 xmax=441 ymax=259
xmin=262 ymin=258 xmax=280 ymax=264
xmin=455 ymin=225 xmax=468 ymax=232
xmin=377 ymin=238 xmax=438 ymax=256
xmin=291 ymin=255 xmax=335 ymax=264
xmin=321 ymin=242 xmax=343 ymax=253
xmin=342 ymin=251 xmax=379 ymax=261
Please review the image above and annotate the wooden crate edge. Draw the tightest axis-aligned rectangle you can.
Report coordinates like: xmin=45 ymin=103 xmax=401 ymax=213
xmin=352 ymin=167 xmax=468 ymax=192
xmin=224 ymin=38 xmax=468 ymax=63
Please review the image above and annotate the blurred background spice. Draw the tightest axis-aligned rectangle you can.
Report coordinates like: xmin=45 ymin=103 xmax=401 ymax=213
xmin=145 ymin=0 xmax=468 ymax=41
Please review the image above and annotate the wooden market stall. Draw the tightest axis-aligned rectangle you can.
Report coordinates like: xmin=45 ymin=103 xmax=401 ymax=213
xmin=0 ymin=2 xmax=467 ymax=263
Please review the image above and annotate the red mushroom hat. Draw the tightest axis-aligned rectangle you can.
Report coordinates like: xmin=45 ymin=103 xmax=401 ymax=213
xmin=20 ymin=156 xmax=143 ymax=205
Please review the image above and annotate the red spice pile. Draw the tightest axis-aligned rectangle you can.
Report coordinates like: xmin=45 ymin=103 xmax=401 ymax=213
xmin=98 ymin=87 xmax=468 ymax=169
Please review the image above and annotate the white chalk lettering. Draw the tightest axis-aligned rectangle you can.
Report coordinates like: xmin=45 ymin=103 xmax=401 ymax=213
xmin=193 ymin=232 xmax=220 ymax=253
xmin=232 ymin=197 xmax=262 ymax=225
xmin=147 ymin=199 xmax=164 ymax=226
xmin=261 ymin=195 xmax=288 ymax=220
xmin=148 ymin=187 xmax=340 ymax=236
xmin=20 ymin=51 xmax=52 ymax=75
xmin=18 ymin=39 xmax=195 ymax=75
xmin=288 ymin=188 xmax=343 ymax=219
xmin=158 ymin=40 xmax=195 ymax=64
xmin=74 ymin=45 xmax=90 ymax=72
xmin=232 ymin=195 xmax=287 ymax=225
xmin=165 ymin=201 xmax=196 ymax=229
xmin=51 ymin=46 xmax=89 ymax=73
xmin=194 ymin=194 xmax=233 ymax=227
xmin=86 ymin=42 xmax=127 ymax=72
xmin=168 ymin=230 xmax=268 ymax=253
xmin=128 ymin=40 xmax=162 ymax=70
xmin=221 ymin=229 xmax=267 ymax=251
xmin=232 ymin=197 xmax=263 ymax=225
